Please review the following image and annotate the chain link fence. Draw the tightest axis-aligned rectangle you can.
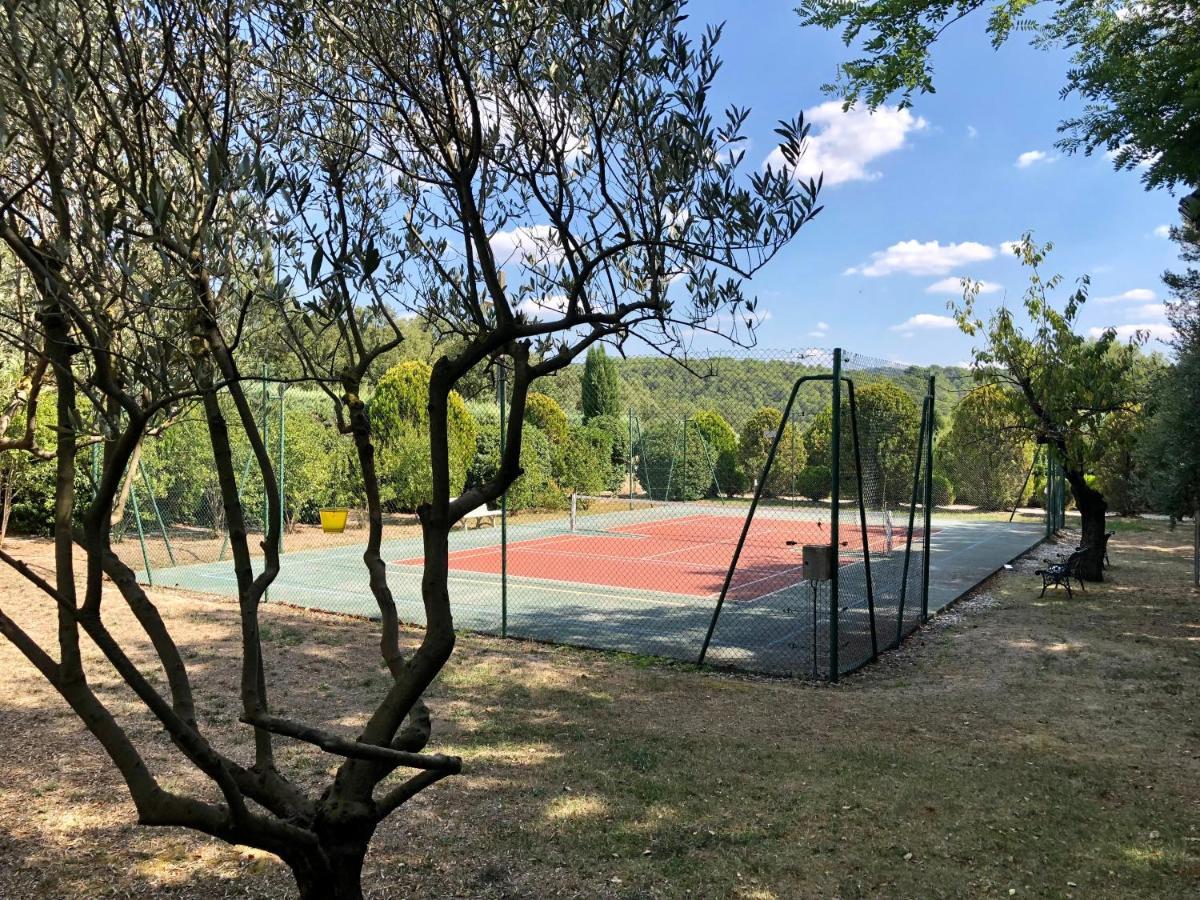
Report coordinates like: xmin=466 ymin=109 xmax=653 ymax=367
xmin=110 ymin=347 xmax=1053 ymax=679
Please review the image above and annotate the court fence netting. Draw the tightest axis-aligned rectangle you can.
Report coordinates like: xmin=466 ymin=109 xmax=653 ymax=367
xmin=108 ymin=347 xmax=1061 ymax=680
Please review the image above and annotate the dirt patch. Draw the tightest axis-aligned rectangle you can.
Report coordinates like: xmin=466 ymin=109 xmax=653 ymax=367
xmin=1 ymin=525 xmax=1198 ymax=898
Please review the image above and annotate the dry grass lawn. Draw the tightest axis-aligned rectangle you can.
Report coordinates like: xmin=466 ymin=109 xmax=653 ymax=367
xmin=0 ymin=523 xmax=1197 ymax=898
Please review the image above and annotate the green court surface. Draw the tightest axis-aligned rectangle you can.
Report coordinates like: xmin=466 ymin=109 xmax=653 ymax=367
xmin=139 ymin=511 xmax=1044 ymax=677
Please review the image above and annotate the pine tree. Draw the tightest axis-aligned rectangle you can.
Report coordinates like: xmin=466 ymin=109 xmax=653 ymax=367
xmin=581 ymin=345 xmax=621 ymax=420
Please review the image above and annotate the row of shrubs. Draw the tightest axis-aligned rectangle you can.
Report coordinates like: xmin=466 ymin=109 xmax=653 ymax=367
xmin=3 ymin=362 xmax=1048 ymax=537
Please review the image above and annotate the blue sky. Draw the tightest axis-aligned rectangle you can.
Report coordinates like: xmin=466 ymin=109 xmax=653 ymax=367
xmin=667 ymin=0 xmax=1183 ymax=365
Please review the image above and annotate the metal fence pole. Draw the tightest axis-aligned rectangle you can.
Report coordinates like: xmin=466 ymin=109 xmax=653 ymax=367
xmin=627 ymin=409 xmax=634 ymax=508
xmin=130 ymin=479 xmax=153 ymax=586
xmin=139 ymin=461 xmax=176 ymax=567
xmin=278 ymin=383 xmax=285 ymax=555
xmin=698 ymin=373 xmax=831 ymax=666
xmin=499 ymin=372 xmax=508 ymax=638
xmin=921 ymin=374 xmax=935 ymax=621
xmin=894 ymin=395 xmax=929 ymax=647
xmin=844 ymin=379 xmax=877 ymax=660
xmin=1045 ymin=446 xmax=1053 ymax=538
xmin=681 ymin=416 xmax=687 ymax=499
xmin=829 ymin=349 xmax=842 ymax=682
xmin=262 ymin=366 xmax=269 ymax=602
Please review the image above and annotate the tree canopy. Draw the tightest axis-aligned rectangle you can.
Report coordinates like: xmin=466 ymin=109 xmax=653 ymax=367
xmin=797 ymin=0 xmax=1200 ymax=190
xmin=952 ymin=235 xmax=1156 ymax=577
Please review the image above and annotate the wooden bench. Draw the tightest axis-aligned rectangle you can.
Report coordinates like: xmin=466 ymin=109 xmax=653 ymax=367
xmin=1036 ymin=546 xmax=1089 ymax=598
xmin=460 ymin=505 xmax=500 ymax=530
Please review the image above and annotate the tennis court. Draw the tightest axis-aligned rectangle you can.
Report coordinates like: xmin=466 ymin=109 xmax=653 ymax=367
xmin=141 ymin=496 xmax=1041 ymax=677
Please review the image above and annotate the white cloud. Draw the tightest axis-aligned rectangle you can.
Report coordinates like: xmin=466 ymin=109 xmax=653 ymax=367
xmin=1016 ymin=150 xmax=1055 ymax=168
xmin=808 ymin=320 xmax=830 ymax=338
xmin=1153 ymin=224 xmax=1171 ymax=238
xmin=1000 ymin=240 xmax=1022 ymax=256
xmin=1096 ymin=287 xmax=1156 ymax=304
xmin=489 ymin=225 xmax=563 ymax=266
xmin=763 ymin=101 xmax=927 ymax=186
xmin=890 ymin=313 xmax=958 ymax=332
xmin=926 ymin=277 xmax=1002 ymax=295
xmin=966 ymin=125 xmax=978 ymax=139
xmin=516 ymin=293 xmax=568 ymax=320
xmin=1130 ymin=303 xmax=1167 ymax=319
xmin=1090 ymin=323 xmax=1175 ymax=342
xmin=846 ymin=240 xmax=996 ymax=277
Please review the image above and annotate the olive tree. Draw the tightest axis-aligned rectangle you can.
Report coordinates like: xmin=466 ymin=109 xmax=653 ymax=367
xmin=953 ymin=236 xmax=1151 ymax=580
xmin=0 ymin=1 xmax=821 ymax=898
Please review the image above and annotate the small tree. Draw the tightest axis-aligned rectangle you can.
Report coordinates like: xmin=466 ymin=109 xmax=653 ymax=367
xmin=738 ymin=407 xmax=806 ymax=497
xmin=937 ymin=383 xmax=1035 ymax=509
xmin=637 ymin=420 xmax=716 ymax=501
xmin=1138 ymin=194 xmax=1200 ymax=581
xmin=850 ymin=382 xmax=921 ymax=508
xmin=581 ymin=345 xmax=622 ymax=421
xmin=690 ymin=409 xmax=742 ymax=496
xmin=371 ymin=362 xmax=476 ymax=511
xmin=952 ymin=235 xmax=1151 ymax=580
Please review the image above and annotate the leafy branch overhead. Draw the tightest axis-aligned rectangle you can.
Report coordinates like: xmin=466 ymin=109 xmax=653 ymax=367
xmin=797 ymin=0 xmax=1200 ymax=190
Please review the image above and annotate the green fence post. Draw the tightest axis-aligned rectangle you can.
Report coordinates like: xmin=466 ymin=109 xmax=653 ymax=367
xmin=895 ymin=395 xmax=929 ymax=647
xmin=139 ymin=461 xmax=176 ymax=567
xmin=130 ymin=479 xmax=153 ymax=586
xmin=921 ymin=374 xmax=935 ymax=621
xmin=698 ymin=373 xmax=830 ymax=666
xmin=499 ymin=371 xmax=507 ymax=638
xmin=278 ymin=382 xmax=285 ymax=555
xmin=681 ymin=416 xmax=687 ymax=500
xmin=627 ymin=409 xmax=634 ymax=508
xmin=829 ymin=348 xmax=842 ymax=682
xmin=844 ymin=379 xmax=878 ymax=660
xmin=1045 ymin=446 xmax=1053 ymax=538
xmin=262 ymin=366 xmax=269 ymax=603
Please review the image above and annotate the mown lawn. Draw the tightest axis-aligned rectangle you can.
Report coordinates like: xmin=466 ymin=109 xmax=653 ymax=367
xmin=0 ymin=523 xmax=1197 ymax=898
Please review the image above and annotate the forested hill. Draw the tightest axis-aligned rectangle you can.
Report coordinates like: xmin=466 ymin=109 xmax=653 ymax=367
xmin=534 ymin=352 xmax=977 ymax=429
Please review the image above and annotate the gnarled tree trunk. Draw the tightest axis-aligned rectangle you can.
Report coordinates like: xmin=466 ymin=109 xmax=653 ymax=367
xmin=1065 ymin=468 xmax=1107 ymax=581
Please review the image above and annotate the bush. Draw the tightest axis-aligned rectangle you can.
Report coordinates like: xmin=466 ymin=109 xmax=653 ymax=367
xmin=636 ymin=420 xmax=715 ymax=501
xmin=524 ymin=392 xmax=568 ymax=445
xmin=3 ymin=390 xmax=93 ymax=537
xmin=795 ymin=465 xmax=831 ymax=500
xmin=371 ymin=361 xmax=476 ymax=511
xmin=930 ymin=472 xmax=955 ymax=507
xmin=937 ymin=384 xmax=1033 ymax=510
xmin=690 ymin=409 xmax=744 ymax=496
xmin=738 ymin=407 xmax=805 ymax=498
xmin=467 ymin=423 xmax=565 ymax=512
xmin=582 ymin=413 xmax=628 ymax=491
xmin=557 ymin=424 xmax=613 ymax=497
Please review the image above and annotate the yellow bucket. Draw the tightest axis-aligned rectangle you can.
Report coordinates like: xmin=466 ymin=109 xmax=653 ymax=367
xmin=320 ymin=508 xmax=349 ymax=534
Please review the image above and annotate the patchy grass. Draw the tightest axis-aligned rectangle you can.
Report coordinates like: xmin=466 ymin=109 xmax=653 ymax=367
xmin=0 ymin=525 xmax=1198 ymax=898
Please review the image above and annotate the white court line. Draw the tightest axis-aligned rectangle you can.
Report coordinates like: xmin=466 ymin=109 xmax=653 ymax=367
xmin=159 ymin=563 xmax=710 ymax=610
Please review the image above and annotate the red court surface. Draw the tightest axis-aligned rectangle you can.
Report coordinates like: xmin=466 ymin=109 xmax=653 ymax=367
xmin=397 ymin=514 xmax=920 ymax=602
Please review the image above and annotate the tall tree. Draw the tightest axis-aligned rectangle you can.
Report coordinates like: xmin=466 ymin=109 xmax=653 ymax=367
xmin=798 ymin=0 xmax=1200 ymax=190
xmin=581 ymin=345 xmax=622 ymax=420
xmin=0 ymin=2 xmax=820 ymax=897
xmin=952 ymin=236 xmax=1152 ymax=579
xmin=938 ymin=383 xmax=1035 ymax=509
xmin=1139 ymin=192 xmax=1200 ymax=582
